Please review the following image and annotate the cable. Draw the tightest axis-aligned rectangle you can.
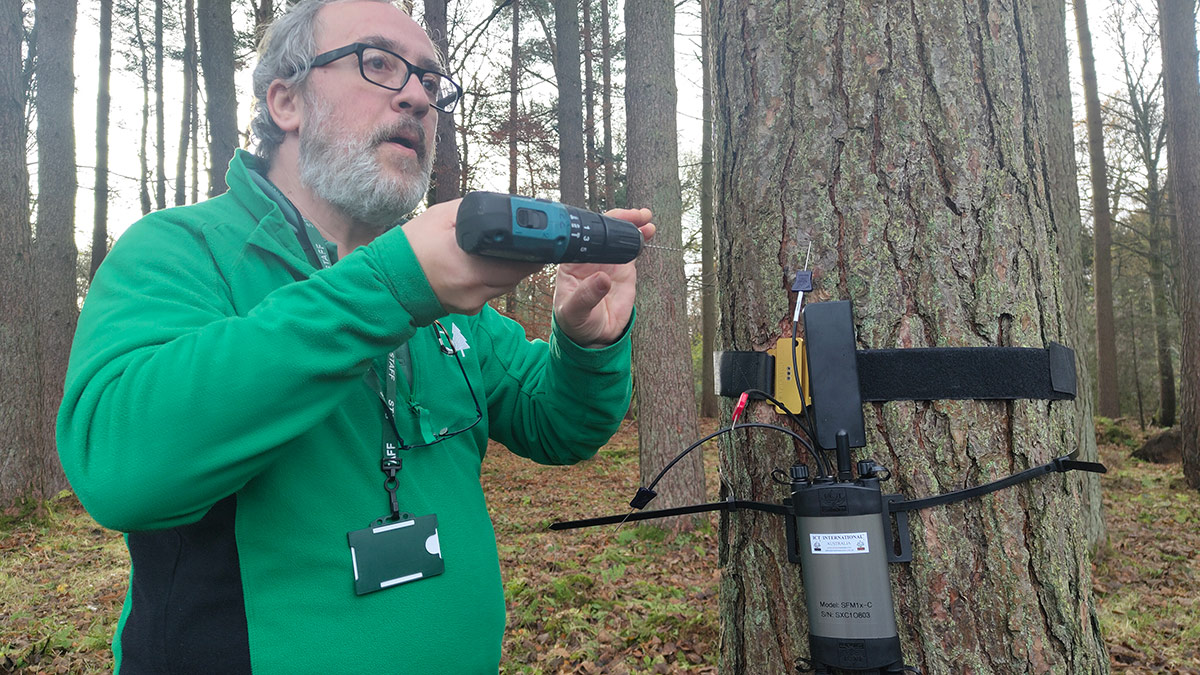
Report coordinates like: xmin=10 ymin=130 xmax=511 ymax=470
xmin=737 ymin=387 xmax=828 ymax=478
xmin=643 ymin=421 xmax=816 ymax=495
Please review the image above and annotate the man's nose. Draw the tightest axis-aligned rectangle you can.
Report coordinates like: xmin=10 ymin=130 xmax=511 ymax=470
xmin=391 ymin=72 xmax=431 ymax=117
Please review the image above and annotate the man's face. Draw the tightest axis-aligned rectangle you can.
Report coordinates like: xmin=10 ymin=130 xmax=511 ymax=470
xmin=296 ymin=2 xmax=441 ymax=228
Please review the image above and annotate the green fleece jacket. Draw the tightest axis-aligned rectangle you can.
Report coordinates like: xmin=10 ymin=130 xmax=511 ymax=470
xmin=57 ymin=150 xmax=633 ymax=674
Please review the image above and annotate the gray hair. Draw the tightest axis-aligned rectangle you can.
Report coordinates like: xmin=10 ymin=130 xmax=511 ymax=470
xmin=250 ymin=0 xmax=398 ymax=162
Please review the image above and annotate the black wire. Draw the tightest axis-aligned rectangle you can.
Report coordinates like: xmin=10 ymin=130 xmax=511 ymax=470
xmin=792 ymin=319 xmax=836 ymax=473
xmin=645 ymin=422 xmax=815 ymax=492
xmin=738 ymin=388 xmax=829 ymax=478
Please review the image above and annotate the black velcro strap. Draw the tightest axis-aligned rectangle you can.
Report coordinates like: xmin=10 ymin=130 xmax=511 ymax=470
xmin=714 ymin=351 xmax=774 ymax=398
xmin=856 ymin=343 xmax=1077 ymax=402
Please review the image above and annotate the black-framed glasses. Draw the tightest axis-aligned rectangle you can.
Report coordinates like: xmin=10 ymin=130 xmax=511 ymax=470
xmin=308 ymin=42 xmax=463 ymax=113
xmin=378 ymin=320 xmax=483 ymax=452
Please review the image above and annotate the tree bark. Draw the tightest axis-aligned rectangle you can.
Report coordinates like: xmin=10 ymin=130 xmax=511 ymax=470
xmin=175 ymin=0 xmax=197 ymax=206
xmin=627 ymin=0 xmax=702 ymax=527
xmin=1030 ymin=0 xmax=1103 ymax=552
xmin=198 ymin=0 xmax=239 ymax=196
xmin=33 ymin=0 xmax=76 ymax=498
xmin=600 ymin=0 xmax=614 ymax=208
xmin=554 ymin=0 xmax=585 ymax=206
xmin=135 ymin=0 xmax=152 ymax=215
xmin=509 ymin=0 xmax=520 ymax=195
xmin=712 ymin=1 xmax=1108 ymax=671
xmin=0 ymin=0 xmax=43 ymax=506
xmin=1159 ymin=0 xmax=1200 ymax=489
xmin=699 ymin=0 xmax=718 ymax=418
xmin=424 ymin=0 xmax=460 ymax=204
xmin=92 ymin=0 xmax=112 ymax=279
xmin=154 ymin=0 xmax=165 ymax=210
xmin=582 ymin=0 xmax=597 ymax=211
xmin=1075 ymin=0 xmax=1120 ymax=420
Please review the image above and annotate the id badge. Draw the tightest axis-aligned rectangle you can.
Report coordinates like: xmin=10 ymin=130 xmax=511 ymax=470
xmin=347 ymin=514 xmax=444 ymax=596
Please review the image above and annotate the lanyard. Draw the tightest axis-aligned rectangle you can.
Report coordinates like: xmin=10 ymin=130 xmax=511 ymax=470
xmin=294 ymin=219 xmax=408 ymax=522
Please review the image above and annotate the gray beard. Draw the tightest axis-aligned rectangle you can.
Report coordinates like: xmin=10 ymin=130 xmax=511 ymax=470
xmin=297 ymin=93 xmax=433 ymax=230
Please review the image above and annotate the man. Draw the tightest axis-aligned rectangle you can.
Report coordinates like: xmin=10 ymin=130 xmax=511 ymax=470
xmin=56 ymin=1 xmax=653 ymax=672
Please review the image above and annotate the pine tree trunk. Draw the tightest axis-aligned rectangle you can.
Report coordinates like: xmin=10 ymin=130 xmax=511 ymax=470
xmin=425 ymin=0 xmax=460 ymax=204
xmin=154 ymin=0 xmax=165 ymax=210
xmin=1159 ymin=0 xmax=1200 ymax=490
xmin=627 ymin=0 xmax=702 ymax=528
xmin=509 ymin=0 xmax=520 ymax=195
xmin=1075 ymin=0 xmax=1120 ymax=419
xmin=600 ymin=0 xmax=614 ymax=208
xmin=198 ymin=0 xmax=238 ymax=196
xmin=0 ymin=0 xmax=43 ymax=506
xmin=135 ymin=0 xmax=152 ymax=215
xmin=554 ymin=0 xmax=585 ymax=206
xmin=1030 ymin=0 xmax=1103 ymax=552
xmin=582 ymin=0 xmax=597 ymax=211
xmin=699 ymin=0 xmax=718 ymax=419
xmin=33 ymin=0 xmax=76 ymax=497
xmin=92 ymin=0 xmax=112 ymax=279
xmin=712 ymin=1 xmax=1108 ymax=671
xmin=175 ymin=0 xmax=196 ymax=207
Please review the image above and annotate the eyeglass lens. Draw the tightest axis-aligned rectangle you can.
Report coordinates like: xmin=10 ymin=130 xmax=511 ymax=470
xmin=359 ymin=47 xmax=459 ymax=110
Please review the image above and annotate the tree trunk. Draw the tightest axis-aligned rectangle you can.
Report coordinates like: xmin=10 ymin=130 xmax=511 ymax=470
xmin=1030 ymin=0 xmax=1103 ymax=552
xmin=509 ymin=0 xmax=520 ymax=195
xmin=0 ymin=0 xmax=44 ymax=506
xmin=175 ymin=0 xmax=196 ymax=207
xmin=554 ymin=0 xmax=585 ymax=206
xmin=33 ymin=0 xmax=76 ymax=498
xmin=699 ymin=0 xmax=718 ymax=419
xmin=582 ymin=0 xmax=597 ymax=211
xmin=1075 ymin=0 xmax=1120 ymax=419
xmin=92 ymin=0 xmax=112 ymax=279
xmin=135 ymin=0 xmax=152 ymax=215
xmin=600 ymin=0 xmax=614 ymax=208
xmin=712 ymin=1 xmax=1108 ymax=671
xmin=425 ymin=0 xmax=460 ymax=204
xmin=1147 ymin=197 xmax=1176 ymax=427
xmin=154 ymin=0 xmax=165 ymax=210
xmin=198 ymin=0 xmax=238 ymax=196
xmin=627 ymin=0 xmax=702 ymax=527
xmin=1159 ymin=0 xmax=1200 ymax=490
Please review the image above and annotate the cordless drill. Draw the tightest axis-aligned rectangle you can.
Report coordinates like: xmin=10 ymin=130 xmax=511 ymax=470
xmin=456 ymin=191 xmax=644 ymax=264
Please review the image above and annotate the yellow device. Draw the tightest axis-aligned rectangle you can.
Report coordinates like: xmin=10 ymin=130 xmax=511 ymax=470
xmin=766 ymin=337 xmax=810 ymax=414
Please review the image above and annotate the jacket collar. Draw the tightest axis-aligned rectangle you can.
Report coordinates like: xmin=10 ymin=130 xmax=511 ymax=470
xmin=226 ymin=149 xmax=318 ymax=275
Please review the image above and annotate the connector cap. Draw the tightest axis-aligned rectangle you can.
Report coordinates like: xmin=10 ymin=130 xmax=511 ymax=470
xmin=629 ymin=487 xmax=658 ymax=510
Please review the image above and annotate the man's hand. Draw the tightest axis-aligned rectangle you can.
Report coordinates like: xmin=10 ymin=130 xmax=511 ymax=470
xmin=554 ymin=208 xmax=655 ymax=348
xmin=402 ymin=200 xmax=544 ymax=315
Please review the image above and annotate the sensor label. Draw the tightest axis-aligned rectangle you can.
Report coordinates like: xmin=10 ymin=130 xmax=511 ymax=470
xmin=809 ymin=532 xmax=869 ymax=555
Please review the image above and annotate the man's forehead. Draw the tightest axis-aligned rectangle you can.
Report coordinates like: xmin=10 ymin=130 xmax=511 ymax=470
xmin=314 ymin=2 xmax=438 ymax=65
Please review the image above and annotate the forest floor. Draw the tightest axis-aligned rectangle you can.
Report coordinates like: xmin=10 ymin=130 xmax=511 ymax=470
xmin=1 ymin=418 xmax=1197 ymax=674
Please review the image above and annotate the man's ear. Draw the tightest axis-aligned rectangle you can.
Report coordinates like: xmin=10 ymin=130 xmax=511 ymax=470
xmin=267 ymin=79 xmax=303 ymax=133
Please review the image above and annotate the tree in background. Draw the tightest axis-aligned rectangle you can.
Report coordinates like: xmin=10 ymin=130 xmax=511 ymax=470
xmin=198 ymin=0 xmax=237 ymax=196
xmin=1076 ymin=0 xmax=1120 ymax=420
xmin=33 ymin=0 xmax=78 ymax=498
xmin=1104 ymin=2 xmax=1176 ymax=428
xmin=553 ymin=0 xmax=585 ymax=206
xmin=426 ymin=0 xmax=462 ymax=204
xmin=174 ymin=0 xmax=198 ymax=206
xmin=712 ymin=0 xmax=1107 ymax=670
xmin=92 ymin=0 xmax=113 ymax=278
xmin=1158 ymin=0 xmax=1200 ymax=489
xmin=698 ymin=0 xmax=717 ymax=418
xmin=627 ymin=0 xmax=702 ymax=525
xmin=0 ymin=1 xmax=45 ymax=506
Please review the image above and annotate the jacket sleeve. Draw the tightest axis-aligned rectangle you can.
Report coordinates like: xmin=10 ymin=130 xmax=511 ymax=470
xmin=470 ymin=308 xmax=634 ymax=466
xmin=56 ymin=211 xmax=445 ymax=532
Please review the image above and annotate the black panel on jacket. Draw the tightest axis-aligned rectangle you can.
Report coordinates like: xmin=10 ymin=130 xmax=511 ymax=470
xmin=119 ymin=494 xmax=250 ymax=674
